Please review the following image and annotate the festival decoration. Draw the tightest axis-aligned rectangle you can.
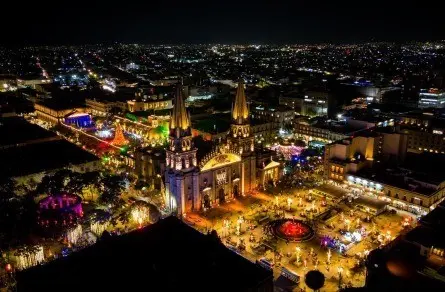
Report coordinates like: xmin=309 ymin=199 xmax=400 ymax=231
xmin=16 ymin=246 xmax=45 ymax=270
xmin=131 ymin=205 xmax=150 ymax=228
xmin=91 ymin=221 xmax=109 ymax=236
xmin=111 ymin=122 xmax=128 ymax=146
xmin=67 ymin=224 xmax=83 ymax=245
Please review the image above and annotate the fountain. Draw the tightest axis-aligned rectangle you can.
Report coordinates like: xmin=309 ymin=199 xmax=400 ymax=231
xmin=267 ymin=219 xmax=315 ymax=242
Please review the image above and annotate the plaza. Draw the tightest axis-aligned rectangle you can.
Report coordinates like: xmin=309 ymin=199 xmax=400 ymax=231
xmin=185 ymin=184 xmax=413 ymax=291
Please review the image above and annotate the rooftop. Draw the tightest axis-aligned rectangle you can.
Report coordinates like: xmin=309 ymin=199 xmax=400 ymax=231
xmin=356 ymin=166 xmax=439 ymax=197
xmin=401 ymin=152 xmax=445 ymax=184
xmin=37 ymin=99 xmax=83 ymax=111
xmin=0 ymin=117 xmax=57 ymax=147
xmin=306 ymin=118 xmax=365 ymax=135
xmin=17 ymin=216 xmax=272 ymax=292
xmin=192 ymin=114 xmax=231 ymax=134
xmin=405 ymin=226 xmax=445 ymax=250
xmin=0 ymin=139 xmax=99 ymax=178
xmin=420 ymin=203 xmax=445 ymax=230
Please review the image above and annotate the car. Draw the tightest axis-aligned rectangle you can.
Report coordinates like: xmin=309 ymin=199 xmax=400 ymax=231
xmin=281 ymin=267 xmax=300 ymax=284
xmin=257 ymin=258 xmax=274 ymax=271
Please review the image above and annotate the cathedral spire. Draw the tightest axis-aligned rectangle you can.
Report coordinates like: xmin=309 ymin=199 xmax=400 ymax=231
xmin=170 ymin=82 xmax=190 ymax=135
xmin=232 ymin=79 xmax=249 ymax=125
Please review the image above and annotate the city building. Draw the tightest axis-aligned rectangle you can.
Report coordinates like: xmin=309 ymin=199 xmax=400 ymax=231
xmin=127 ymin=98 xmax=172 ymax=112
xmin=251 ymin=105 xmax=295 ymax=128
xmin=191 ymin=114 xmax=277 ymax=145
xmin=0 ymin=117 xmax=101 ymax=186
xmin=280 ymin=90 xmax=330 ymax=117
xmin=17 ymin=216 xmax=273 ymax=292
xmin=366 ymin=200 xmax=445 ymax=290
xmin=342 ymin=81 xmax=400 ymax=104
xmin=165 ymin=81 xmax=282 ymax=215
xmin=294 ymin=117 xmax=355 ymax=144
xmin=34 ymin=102 xmax=87 ymax=124
xmin=134 ymin=146 xmax=166 ymax=189
xmin=324 ymin=129 xmax=445 ymax=214
xmin=86 ymin=98 xmax=127 ymax=117
xmin=295 ymin=114 xmax=394 ymax=145
xmin=343 ymin=114 xmax=394 ymax=130
xmin=398 ymin=112 xmax=445 ymax=154
xmin=151 ymin=78 xmax=181 ymax=86
xmin=125 ymin=62 xmax=139 ymax=71
xmin=323 ymin=129 xmax=408 ymax=184
xmin=418 ymin=88 xmax=445 ymax=108
xmin=17 ymin=77 xmax=51 ymax=89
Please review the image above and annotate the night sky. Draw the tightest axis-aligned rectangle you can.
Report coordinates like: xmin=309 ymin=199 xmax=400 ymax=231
xmin=3 ymin=0 xmax=445 ymax=44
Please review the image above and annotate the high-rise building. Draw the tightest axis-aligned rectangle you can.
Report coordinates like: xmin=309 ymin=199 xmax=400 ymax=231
xmin=418 ymin=88 xmax=445 ymax=108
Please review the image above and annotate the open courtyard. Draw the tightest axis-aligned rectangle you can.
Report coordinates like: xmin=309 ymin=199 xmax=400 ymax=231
xmin=185 ymin=184 xmax=415 ymax=291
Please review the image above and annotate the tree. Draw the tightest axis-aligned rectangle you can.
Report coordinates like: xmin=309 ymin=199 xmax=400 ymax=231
xmin=78 ymin=171 xmax=102 ymax=201
xmin=134 ymin=179 xmax=148 ymax=191
xmin=36 ymin=170 xmax=74 ymax=195
xmin=64 ymin=171 xmax=85 ymax=195
xmin=305 ymin=270 xmax=325 ymax=292
xmin=99 ymin=174 xmax=126 ymax=206
xmin=0 ymin=177 xmax=16 ymax=198
xmin=35 ymin=169 xmax=101 ymax=198
xmin=306 ymin=108 xmax=317 ymax=117
xmin=0 ymin=178 xmax=36 ymax=250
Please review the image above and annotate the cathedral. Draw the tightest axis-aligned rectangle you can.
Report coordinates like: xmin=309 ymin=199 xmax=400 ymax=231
xmin=165 ymin=81 xmax=281 ymax=215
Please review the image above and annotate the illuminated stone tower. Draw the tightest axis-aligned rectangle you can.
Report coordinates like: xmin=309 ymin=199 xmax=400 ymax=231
xmin=227 ymin=80 xmax=256 ymax=195
xmin=165 ymin=83 xmax=199 ymax=215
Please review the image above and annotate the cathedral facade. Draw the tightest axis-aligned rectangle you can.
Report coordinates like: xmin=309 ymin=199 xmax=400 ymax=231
xmin=165 ymin=81 xmax=281 ymax=215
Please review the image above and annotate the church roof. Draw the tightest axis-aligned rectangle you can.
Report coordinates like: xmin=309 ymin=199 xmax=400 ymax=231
xmin=232 ymin=80 xmax=249 ymax=124
xmin=170 ymin=83 xmax=190 ymax=131
xmin=263 ymin=160 xmax=281 ymax=170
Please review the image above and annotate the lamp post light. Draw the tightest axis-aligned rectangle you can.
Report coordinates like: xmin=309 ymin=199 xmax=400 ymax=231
xmin=345 ymin=219 xmax=351 ymax=231
xmin=287 ymin=197 xmax=293 ymax=211
xmin=338 ymin=266 xmax=344 ymax=288
xmin=296 ymin=247 xmax=301 ymax=264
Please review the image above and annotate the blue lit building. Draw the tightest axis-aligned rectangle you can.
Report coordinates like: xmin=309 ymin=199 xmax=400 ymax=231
xmin=65 ymin=113 xmax=94 ymax=128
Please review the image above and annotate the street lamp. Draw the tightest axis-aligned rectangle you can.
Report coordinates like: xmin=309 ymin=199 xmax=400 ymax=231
xmin=296 ymin=247 xmax=301 ymax=264
xmin=338 ymin=266 xmax=344 ymax=288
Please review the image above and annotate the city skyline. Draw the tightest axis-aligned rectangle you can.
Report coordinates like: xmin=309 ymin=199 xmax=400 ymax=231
xmin=2 ymin=4 xmax=445 ymax=289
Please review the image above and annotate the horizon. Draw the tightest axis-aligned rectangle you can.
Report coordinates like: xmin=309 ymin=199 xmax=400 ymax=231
xmin=1 ymin=0 xmax=445 ymax=45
